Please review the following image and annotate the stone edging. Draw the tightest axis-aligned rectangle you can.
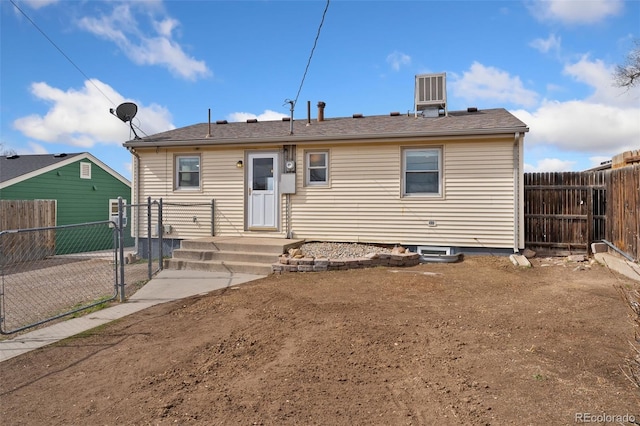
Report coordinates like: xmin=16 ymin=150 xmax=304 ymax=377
xmin=272 ymin=252 xmax=421 ymax=273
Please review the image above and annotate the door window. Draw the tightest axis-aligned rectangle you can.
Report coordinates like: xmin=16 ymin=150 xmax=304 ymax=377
xmin=252 ymin=157 xmax=274 ymax=191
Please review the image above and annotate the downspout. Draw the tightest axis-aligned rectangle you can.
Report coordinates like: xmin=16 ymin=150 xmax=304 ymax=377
xmin=513 ymin=132 xmax=521 ymax=253
xmin=127 ymin=147 xmax=141 ymax=255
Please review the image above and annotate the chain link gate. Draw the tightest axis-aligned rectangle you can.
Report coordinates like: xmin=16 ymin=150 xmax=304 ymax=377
xmin=1 ymin=197 xmax=213 ymax=335
xmin=128 ymin=197 xmax=215 ymax=273
xmin=127 ymin=197 xmax=164 ymax=278
xmin=0 ymin=221 xmax=120 ymax=334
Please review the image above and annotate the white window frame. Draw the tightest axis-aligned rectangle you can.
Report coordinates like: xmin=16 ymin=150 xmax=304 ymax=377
xmin=402 ymin=147 xmax=443 ymax=197
xmin=108 ymin=199 xmax=127 ymax=228
xmin=175 ymin=155 xmax=201 ymax=190
xmin=305 ymin=150 xmax=329 ymax=186
xmin=80 ymin=162 xmax=91 ymax=179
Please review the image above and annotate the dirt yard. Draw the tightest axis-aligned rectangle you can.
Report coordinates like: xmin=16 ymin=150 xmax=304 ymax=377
xmin=1 ymin=255 xmax=639 ymax=425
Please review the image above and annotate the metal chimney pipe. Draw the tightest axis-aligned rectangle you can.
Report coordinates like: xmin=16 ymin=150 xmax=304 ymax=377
xmin=307 ymin=101 xmax=311 ymax=124
xmin=317 ymin=101 xmax=326 ymax=122
xmin=206 ymin=108 xmax=211 ymax=137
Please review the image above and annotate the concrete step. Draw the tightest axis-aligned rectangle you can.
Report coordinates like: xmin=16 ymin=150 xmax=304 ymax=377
xmin=165 ymin=259 xmax=272 ymax=275
xmin=171 ymin=248 xmax=278 ymax=264
xmin=165 ymin=237 xmax=304 ymax=275
xmin=180 ymin=237 xmax=303 ymax=255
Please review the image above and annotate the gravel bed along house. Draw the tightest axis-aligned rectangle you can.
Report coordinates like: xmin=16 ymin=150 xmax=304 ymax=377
xmin=298 ymin=242 xmax=394 ymax=259
xmin=275 ymin=242 xmax=418 ymax=273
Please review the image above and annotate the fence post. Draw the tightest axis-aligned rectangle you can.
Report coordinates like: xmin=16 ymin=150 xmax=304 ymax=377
xmin=118 ymin=197 xmax=125 ymax=302
xmin=586 ymin=188 xmax=593 ymax=256
xmin=159 ymin=198 xmax=164 ymax=270
xmin=147 ymin=196 xmax=152 ymax=280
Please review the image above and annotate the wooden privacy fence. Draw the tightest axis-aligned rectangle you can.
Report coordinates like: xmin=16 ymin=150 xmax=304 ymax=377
xmin=524 ymin=171 xmax=606 ymax=254
xmin=0 ymin=200 xmax=57 ymax=263
xmin=607 ymin=164 xmax=640 ymax=261
xmin=524 ymin=165 xmax=640 ymax=260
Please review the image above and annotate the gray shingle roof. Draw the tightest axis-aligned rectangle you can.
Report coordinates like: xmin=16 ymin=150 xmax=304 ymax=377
xmin=123 ymin=108 xmax=529 ymax=148
xmin=0 ymin=153 xmax=83 ymax=183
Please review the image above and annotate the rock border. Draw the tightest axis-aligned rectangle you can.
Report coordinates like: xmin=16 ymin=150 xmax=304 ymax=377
xmin=272 ymin=252 xmax=421 ymax=273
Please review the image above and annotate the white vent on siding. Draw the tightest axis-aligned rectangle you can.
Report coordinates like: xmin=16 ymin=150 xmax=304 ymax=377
xmin=415 ymin=73 xmax=447 ymax=117
xmin=80 ymin=162 xmax=91 ymax=179
xmin=418 ymin=246 xmax=451 ymax=256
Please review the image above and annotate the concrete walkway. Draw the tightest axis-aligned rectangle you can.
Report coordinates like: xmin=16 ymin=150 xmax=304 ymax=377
xmin=0 ymin=269 xmax=264 ymax=363
xmin=594 ymin=252 xmax=640 ymax=282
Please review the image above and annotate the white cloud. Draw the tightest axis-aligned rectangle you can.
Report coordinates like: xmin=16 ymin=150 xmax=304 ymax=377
xmin=512 ymin=100 xmax=639 ymax=155
xmin=512 ymin=54 xmax=640 ymax=163
xmin=524 ymin=158 xmax=577 ymax=172
xmin=530 ymin=34 xmax=561 ymax=54
xmin=227 ymin=110 xmax=288 ymax=122
xmin=153 ymin=17 xmax=179 ymax=38
xmin=12 ymin=79 xmax=174 ymax=147
xmin=589 ymin=155 xmax=612 ymax=168
xmin=528 ymin=0 xmax=623 ymax=25
xmin=450 ymin=62 xmax=539 ymax=107
xmin=20 ymin=142 xmax=49 ymax=155
xmin=78 ymin=4 xmax=210 ymax=81
xmin=563 ymin=55 xmax=639 ymax=107
xmin=386 ymin=51 xmax=411 ymax=71
xmin=21 ymin=0 xmax=59 ymax=9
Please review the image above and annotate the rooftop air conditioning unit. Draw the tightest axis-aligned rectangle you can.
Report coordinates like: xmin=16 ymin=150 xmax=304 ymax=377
xmin=415 ymin=73 xmax=447 ymax=117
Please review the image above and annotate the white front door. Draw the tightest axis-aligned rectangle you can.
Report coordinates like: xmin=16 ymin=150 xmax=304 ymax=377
xmin=247 ymin=152 xmax=278 ymax=229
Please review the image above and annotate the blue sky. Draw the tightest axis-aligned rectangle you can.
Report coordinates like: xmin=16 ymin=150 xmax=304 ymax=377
xmin=1 ymin=0 xmax=639 ymax=180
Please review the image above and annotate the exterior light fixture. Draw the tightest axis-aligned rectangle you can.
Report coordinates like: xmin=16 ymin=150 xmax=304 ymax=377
xmin=236 ymin=160 xmax=243 ymax=168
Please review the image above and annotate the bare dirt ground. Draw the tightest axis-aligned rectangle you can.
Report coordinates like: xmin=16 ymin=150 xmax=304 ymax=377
xmin=1 ymin=255 xmax=639 ymax=425
xmin=0 ymin=257 xmax=151 ymax=335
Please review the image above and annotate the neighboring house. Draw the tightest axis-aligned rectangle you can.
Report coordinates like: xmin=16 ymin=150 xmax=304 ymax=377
xmin=612 ymin=149 xmax=640 ymax=169
xmin=123 ymin=76 xmax=529 ymax=254
xmin=0 ymin=152 xmax=133 ymax=253
xmin=584 ymin=149 xmax=640 ymax=171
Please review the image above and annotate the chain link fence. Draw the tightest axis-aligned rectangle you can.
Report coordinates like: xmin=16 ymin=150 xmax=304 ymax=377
xmin=126 ymin=199 xmax=162 ymax=278
xmin=0 ymin=197 xmax=213 ymax=335
xmin=161 ymin=200 xmax=214 ymax=249
xmin=0 ymin=221 xmax=119 ymax=334
xmin=129 ymin=198 xmax=214 ymax=263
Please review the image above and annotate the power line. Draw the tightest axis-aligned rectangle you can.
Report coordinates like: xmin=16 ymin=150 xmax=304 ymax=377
xmin=292 ymin=0 xmax=330 ymax=107
xmin=9 ymin=0 xmax=148 ymax=139
xmin=9 ymin=0 xmax=118 ymax=107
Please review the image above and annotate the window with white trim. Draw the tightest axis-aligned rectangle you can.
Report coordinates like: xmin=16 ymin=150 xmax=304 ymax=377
xmin=402 ymin=147 xmax=442 ymax=196
xmin=305 ymin=151 xmax=329 ymax=186
xmin=175 ymin=155 xmax=200 ymax=190
xmin=80 ymin=162 xmax=91 ymax=179
xmin=108 ymin=199 xmax=127 ymax=227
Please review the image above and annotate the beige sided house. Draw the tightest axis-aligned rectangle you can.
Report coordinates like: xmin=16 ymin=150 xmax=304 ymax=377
xmin=123 ymin=74 xmax=529 ymax=255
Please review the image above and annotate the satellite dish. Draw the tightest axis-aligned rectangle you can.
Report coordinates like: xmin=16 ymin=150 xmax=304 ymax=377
xmin=112 ymin=102 xmax=141 ymax=140
xmin=115 ymin=102 xmax=138 ymax=123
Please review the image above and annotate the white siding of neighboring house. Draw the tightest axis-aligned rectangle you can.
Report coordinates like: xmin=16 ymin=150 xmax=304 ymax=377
xmin=289 ymin=137 xmax=518 ymax=249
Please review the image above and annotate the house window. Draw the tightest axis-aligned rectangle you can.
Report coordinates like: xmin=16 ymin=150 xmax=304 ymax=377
xmin=402 ymin=148 xmax=442 ymax=196
xmin=80 ymin=162 xmax=91 ymax=179
xmin=108 ymin=199 xmax=127 ymax=227
xmin=175 ymin=155 xmax=200 ymax=190
xmin=306 ymin=151 xmax=329 ymax=186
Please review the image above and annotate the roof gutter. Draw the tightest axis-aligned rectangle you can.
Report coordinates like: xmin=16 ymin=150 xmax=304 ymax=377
xmin=123 ymin=126 xmax=530 ymax=149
